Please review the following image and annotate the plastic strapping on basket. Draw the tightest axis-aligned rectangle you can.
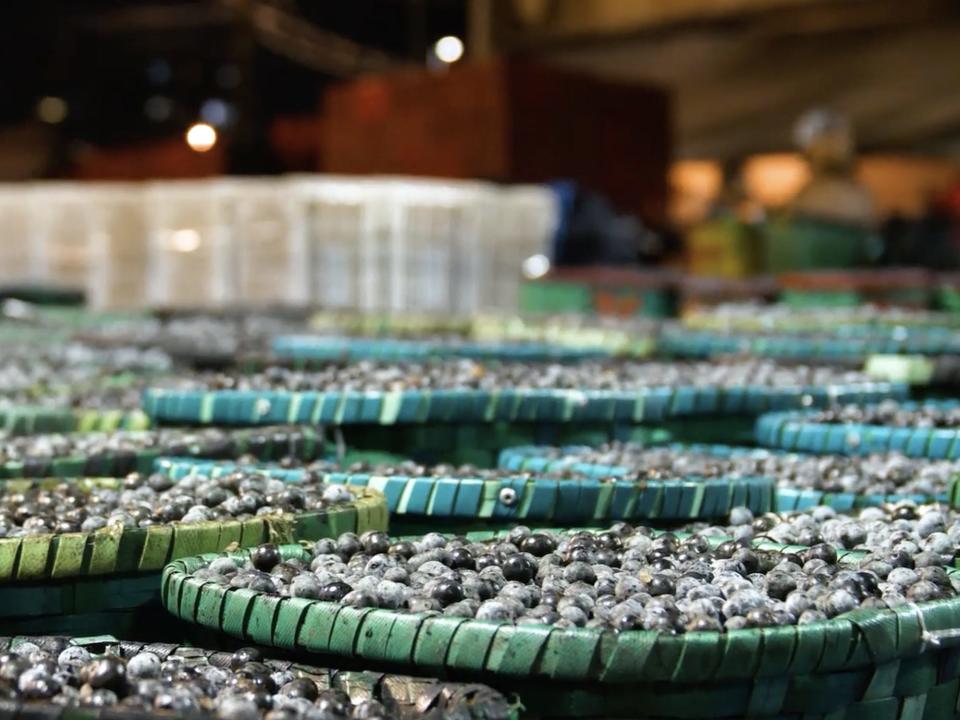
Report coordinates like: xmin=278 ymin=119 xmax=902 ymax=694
xmin=913 ymin=602 xmax=960 ymax=651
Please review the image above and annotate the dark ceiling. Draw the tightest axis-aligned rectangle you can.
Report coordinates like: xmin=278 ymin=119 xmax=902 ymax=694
xmin=0 ymin=1 xmax=464 ymax=146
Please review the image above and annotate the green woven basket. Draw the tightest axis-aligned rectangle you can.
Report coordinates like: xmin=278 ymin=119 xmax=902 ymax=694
xmin=755 ymin=401 xmax=960 ymax=459
xmin=0 ymin=635 xmax=517 ymax=720
xmin=272 ymin=336 xmax=610 ymax=362
xmin=155 ymin=457 xmax=776 ymax=525
xmin=162 ymin=533 xmax=960 ymax=719
xmin=0 ymin=479 xmax=386 ymax=635
xmin=0 ymin=405 xmax=152 ymax=435
xmin=0 ymin=425 xmax=329 ymax=479
xmin=142 ymin=381 xmax=908 ymax=427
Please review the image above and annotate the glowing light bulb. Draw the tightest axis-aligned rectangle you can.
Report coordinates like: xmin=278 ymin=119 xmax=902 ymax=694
xmin=168 ymin=229 xmax=201 ymax=253
xmin=185 ymin=122 xmax=217 ymax=153
xmin=434 ymin=36 xmax=464 ymax=64
xmin=522 ymin=254 xmax=551 ymax=279
xmin=37 ymin=97 xmax=68 ymax=124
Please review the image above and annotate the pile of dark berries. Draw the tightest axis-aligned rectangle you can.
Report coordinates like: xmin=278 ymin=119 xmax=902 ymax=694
xmin=518 ymin=444 xmax=958 ymax=496
xmin=193 ymin=525 xmax=959 ymax=633
xmin=167 ymin=359 xmax=876 ymax=393
xmin=0 ymin=471 xmax=355 ymax=537
xmin=691 ymin=503 xmax=960 ymax=567
xmin=0 ymin=639 xmax=502 ymax=719
xmin=0 ymin=426 xmax=312 ymax=465
xmin=806 ymin=400 xmax=960 ymax=428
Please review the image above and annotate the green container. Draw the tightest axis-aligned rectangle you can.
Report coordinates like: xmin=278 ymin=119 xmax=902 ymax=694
xmin=519 ymin=280 xmax=593 ymax=314
xmin=0 ymin=425 xmax=329 ymax=479
xmin=164 ymin=533 xmax=960 ymax=719
xmin=765 ymin=215 xmax=872 ymax=273
xmin=0 ymin=479 xmax=386 ymax=635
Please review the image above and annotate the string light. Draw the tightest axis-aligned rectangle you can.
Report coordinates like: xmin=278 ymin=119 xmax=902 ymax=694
xmin=185 ymin=123 xmax=217 ymax=153
xmin=434 ymin=36 xmax=464 ymax=64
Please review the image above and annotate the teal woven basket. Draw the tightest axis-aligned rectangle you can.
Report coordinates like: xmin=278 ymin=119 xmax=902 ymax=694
xmin=162 ymin=532 xmax=960 ymax=719
xmin=0 ymin=425 xmax=329 ymax=479
xmin=756 ymin=401 xmax=960 ymax=459
xmin=142 ymin=381 xmax=908 ymax=427
xmin=498 ymin=443 xmax=952 ymax=512
xmin=272 ymin=335 xmax=610 ymax=362
xmin=660 ymin=325 xmax=960 ymax=361
xmin=154 ymin=456 xmax=775 ymax=524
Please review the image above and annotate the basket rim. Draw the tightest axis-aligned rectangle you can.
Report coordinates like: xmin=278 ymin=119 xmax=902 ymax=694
xmin=496 ymin=443 xmax=952 ymax=509
xmin=162 ymin=529 xmax=960 ymax=683
xmin=154 ymin=456 xmax=779 ymax=522
xmin=0 ymin=478 xmax=385 ymax=582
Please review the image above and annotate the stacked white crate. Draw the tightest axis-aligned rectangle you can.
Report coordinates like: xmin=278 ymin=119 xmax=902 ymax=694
xmin=230 ymin=177 xmax=309 ymax=306
xmin=85 ymin=183 xmax=149 ymax=309
xmin=0 ymin=185 xmax=35 ymax=285
xmin=29 ymin=182 xmax=92 ymax=292
xmin=143 ymin=180 xmax=234 ymax=308
xmin=299 ymin=176 xmax=390 ymax=312
xmin=486 ymin=185 xmax=559 ymax=312
xmin=0 ymin=175 xmax=559 ymax=312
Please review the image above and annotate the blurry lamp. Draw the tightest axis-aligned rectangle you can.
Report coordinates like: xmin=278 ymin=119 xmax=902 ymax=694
xmin=200 ymin=98 xmax=232 ymax=127
xmin=186 ymin=123 xmax=217 ymax=153
xmin=146 ymin=58 xmax=172 ymax=85
xmin=743 ymin=153 xmax=811 ymax=208
xmin=522 ymin=254 xmax=551 ymax=279
xmin=145 ymin=96 xmax=173 ymax=122
xmin=168 ymin=229 xmax=201 ymax=253
xmin=434 ymin=36 xmax=464 ymax=64
xmin=216 ymin=64 xmax=242 ymax=89
xmin=37 ymin=97 xmax=68 ymax=124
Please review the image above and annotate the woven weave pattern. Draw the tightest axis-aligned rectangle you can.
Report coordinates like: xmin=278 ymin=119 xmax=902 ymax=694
xmin=142 ymin=382 xmax=907 ymax=427
xmin=155 ymin=456 xmax=775 ymax=523
xmin=273 ymin=335 xmax=610 ymax=362
xmin=756 ymin=401 xmax=960 ymax=459
xmin=161 ymin=534 xmax=960 ymax=720
xmin=0 ymin=479 xmax=386 ymax=584
xmin=498 ymin=443 xmax=952 ymax=512
xmin=0 ymin=406 xmax=151 ymax=436
xmin=0 ymin=425 xmax=327 ymax=479
xmin=660 ymin=325 xmax=960 ymax=360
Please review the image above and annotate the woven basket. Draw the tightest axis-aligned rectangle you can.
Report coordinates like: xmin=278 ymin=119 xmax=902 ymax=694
xmin=306 ymin=311 xmax=657 ymax=357
xmin=683 ymin=307 xmax=960 ymax=334
xmin=272 ymin=335 xmax=610 ymax=362
xmin=756 ymin=401 xmax=960 ymax=459
xmin=0 ymin=425 xmax=328 ymax=479
xmin=163 ymin=534 xmax=960 ymax=719
xmin=660 ymin=326 xmax=960 ymax=362
xmin=155 ymin=457 xmax=775 ymax=524
xmin=498 ymin=443 xmax=951 ymax=512
xmin=142 ymin=381 xmax=907 ymax=427
xmin=0 ymin=405 xmax=151 ymax=435
xmin=0 ymin=479 xmax=386 ymax=635
xmin=0 ymin=635 xmax=516 ymax=720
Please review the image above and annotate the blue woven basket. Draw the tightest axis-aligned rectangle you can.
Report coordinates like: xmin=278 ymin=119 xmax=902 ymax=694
xmin=497 ymin=442 xmax=951 ymax=512
xmin=154 ymin=456 xmax=775 ymax=523
xmin=756 ymin=400 xmax=960 ymax=459
xmin=142 ymin=381 xmax=908 ymax=427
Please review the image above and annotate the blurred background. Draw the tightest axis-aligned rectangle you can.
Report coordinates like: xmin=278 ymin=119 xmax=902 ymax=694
xmin=2 ymin=0 xmax=960 ymax=314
